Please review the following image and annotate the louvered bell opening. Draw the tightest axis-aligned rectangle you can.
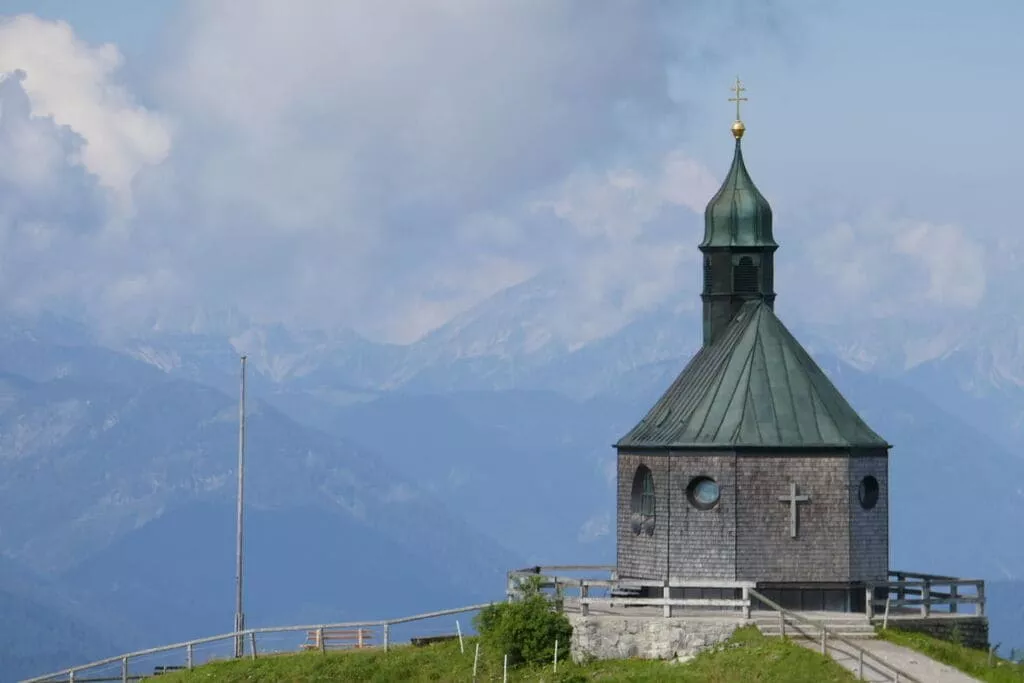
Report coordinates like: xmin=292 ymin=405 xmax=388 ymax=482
xmin=733 ymin=256 xmax=759 ymax=294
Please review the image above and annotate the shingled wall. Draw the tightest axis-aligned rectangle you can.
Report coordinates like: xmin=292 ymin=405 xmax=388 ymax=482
xmin=617 ymin=450 xmax=890 ymax=585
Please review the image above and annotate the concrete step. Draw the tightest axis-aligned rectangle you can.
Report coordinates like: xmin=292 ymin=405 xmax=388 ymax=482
xmin=759 ymin=627 xmax=877 ymax=639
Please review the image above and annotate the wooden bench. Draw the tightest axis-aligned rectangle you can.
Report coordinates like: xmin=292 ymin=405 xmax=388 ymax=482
xmin=410 ymin=634 xmax=459 ymax=647
xmin=153 ymin=665 xmax=185 ymax=675
xmin=301 ymin=628 xmax=374 ymax=651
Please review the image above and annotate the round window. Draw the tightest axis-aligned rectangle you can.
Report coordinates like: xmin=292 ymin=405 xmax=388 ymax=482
xmin=859 ymin=475 xmax=879 ymax=510
xmin=687 ymin=476 xmax=721 ymax=510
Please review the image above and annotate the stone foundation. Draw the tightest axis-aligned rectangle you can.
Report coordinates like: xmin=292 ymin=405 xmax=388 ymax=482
xmin=880 ymin=617 xmax=989 ymax=650
xmin=569 ymin=614 xmax=746 ymax=662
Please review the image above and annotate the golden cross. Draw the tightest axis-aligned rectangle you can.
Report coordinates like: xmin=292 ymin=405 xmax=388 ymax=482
xmin=729 ymin=76 xmax=747 ymax=121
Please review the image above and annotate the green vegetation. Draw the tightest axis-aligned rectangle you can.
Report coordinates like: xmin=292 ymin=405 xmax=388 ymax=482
xmin=475 ymin=576 xmax=573 ymax=666
xmin=159 ymin=626 xmax=855 ymax=682
xmin=877 ymin=629 xmax=1024 ymax=683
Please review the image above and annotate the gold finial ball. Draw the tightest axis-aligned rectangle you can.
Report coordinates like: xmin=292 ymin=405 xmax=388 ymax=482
xmin=731 ymin=120 xmax=745 ymax=140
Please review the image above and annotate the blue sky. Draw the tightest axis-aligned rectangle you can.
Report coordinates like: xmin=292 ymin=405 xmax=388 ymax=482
xmin=0 ymin=0 xmax=1017 ymax=344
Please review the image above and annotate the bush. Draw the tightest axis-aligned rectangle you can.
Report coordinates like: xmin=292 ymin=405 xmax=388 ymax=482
xmin=475 ymin=576 xmax=573 ymax=667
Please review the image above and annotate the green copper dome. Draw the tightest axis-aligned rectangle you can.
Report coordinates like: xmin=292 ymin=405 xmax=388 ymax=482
xmin=701 ymin=139 xmax=776 ymax=248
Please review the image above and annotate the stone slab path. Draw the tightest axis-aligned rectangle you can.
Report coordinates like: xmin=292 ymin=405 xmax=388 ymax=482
xmin=801 ymin=638 xmax=982 ymax=682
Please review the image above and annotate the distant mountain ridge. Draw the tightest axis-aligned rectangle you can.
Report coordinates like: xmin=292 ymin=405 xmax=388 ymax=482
xmin=4 ymin=276 xmax=1024 ymax=677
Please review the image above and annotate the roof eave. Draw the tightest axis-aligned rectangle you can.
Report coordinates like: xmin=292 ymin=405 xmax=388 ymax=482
xmin=615 ymin=441 xmax=892 ymax=452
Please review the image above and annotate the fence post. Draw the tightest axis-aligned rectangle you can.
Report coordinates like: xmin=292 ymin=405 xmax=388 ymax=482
xmin=473 ymin=643 xmax=480 ymax=681
xmin=358 ymin=628 xmax=365 ymax=649
xmin=820 ymin=627 xmax=827 ymax=655
xmin=580 ymin=583 xmax=589 ymax=617
xmin=950 ymin=582 xmax=959 ymax=614
xmin=921 ymin=580 xmax=931 ymax=617
xmin=317 ymin=626 xmax=326 ymax=654
xmin=187 ymin=642 xmax=194 ymax=669
xmin=503 ymin=653 xmax=508 ymax=683
xmin=858 ymin=649 xmax=864 ymax=679
xmin=978 ymin=582 xmax=986 ymax=617
xmin=663 ymin=582 xmax=671 ymax=618
xmin=69 ymin=671 xmax=76 ymax=683
xmin=456 ymin=620 xmax=465 ymax=654
xmin=121 ymin=656 xmax=128 ymax=683
xmin=865 ymin=585 xmax=874 ymax=619
xmin=778 ymin=611 xmax=786 ymax=638
xmin=384 ymin=623 xmax=391 ymax=653
xmin=249 ymin=632 xmax=257 ymax=659
xmin=741 ymin=586 xmax=750 ymax=619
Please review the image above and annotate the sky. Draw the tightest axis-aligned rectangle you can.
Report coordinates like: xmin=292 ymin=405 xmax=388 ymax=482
xmin=0 ymin=0 xmax=1019 ymax=345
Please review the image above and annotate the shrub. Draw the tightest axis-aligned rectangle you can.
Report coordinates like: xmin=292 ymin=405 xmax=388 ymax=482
xmin=475 ymin=576 xmax=573 ymax=667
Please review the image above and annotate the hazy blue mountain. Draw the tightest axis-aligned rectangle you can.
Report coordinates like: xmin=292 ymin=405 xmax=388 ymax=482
xmin=0 ymin=555 xmax=120 ymax=682
xmin=266 ymin=389 xmax=633 ymax=565
xmin=6 ymin=285 xmax=1024 ymax=674
xmin=0 ymin=337 xmax=519 ymax=677
xmin=63 ymin=501 xmax=485 ymax=651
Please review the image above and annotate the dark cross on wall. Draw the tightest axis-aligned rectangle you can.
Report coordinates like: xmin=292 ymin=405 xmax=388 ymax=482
xmin=778 ymin=482 xmax=810 ymax=539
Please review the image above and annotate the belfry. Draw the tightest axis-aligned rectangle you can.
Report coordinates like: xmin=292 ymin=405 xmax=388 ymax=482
xmin=614 ymin=78 xmax=891 ymax=612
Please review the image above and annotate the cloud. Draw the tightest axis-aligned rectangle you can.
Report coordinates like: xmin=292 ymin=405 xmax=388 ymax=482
xmin=135 ymin=0 xmax=802 ymax=340
xmin=0 ymin=14 xmax=170 ymax=207
xmin=0 ymin=3 xmax=803 ymax=341
xmin=793 ymin=215 xmax=986 ymax=323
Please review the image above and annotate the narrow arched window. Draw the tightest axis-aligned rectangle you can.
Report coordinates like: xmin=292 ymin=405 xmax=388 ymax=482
xmin=703 ymin=256 xmax=713 ymax=292
xmin=733 ymin=256 xmax=759 ymax=294
xmin=630 ymin=465 xmax=656 ymax=536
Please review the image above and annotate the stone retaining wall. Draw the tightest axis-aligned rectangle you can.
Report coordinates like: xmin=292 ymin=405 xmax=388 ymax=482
xmin=881 ymin=617 xmax=989 ymax=650
xmin=569 ymin=614 xmax=746 ymax=662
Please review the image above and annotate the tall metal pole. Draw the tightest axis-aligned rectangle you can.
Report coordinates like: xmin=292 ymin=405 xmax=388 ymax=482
xmin=233 ymin=355 xmax=247 ymax=658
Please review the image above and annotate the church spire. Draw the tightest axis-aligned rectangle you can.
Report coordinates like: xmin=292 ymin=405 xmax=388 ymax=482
xmin=699 ymin=78 xmax=777 ymax=346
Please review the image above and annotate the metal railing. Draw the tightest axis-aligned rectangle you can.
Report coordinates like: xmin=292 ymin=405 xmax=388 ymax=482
xmin=748 ymin=589 xmax=920 ymax=683
xmin=20 ymin=603 xmax=493 ymax=683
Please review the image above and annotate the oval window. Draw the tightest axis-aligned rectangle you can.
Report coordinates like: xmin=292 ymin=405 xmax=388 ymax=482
xmin=687 ymin=476 xmax=721 ymax=510
xmin=859 ymin=475 xmax=879 ymax=510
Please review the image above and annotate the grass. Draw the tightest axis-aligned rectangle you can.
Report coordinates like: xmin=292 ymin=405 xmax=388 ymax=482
xmin=159 ymin=626 xmax=856 ymax=682
xmin=877 ymin=628 xmax=1024 ymax=683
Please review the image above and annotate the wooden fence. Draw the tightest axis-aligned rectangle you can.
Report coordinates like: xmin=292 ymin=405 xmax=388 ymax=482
xmin=19 ymin=603 xmax=493 ymax=683
xmin=873 ymin=570 xmax=985 ymax=618
xmin=507 ymin=566 xmax=755 ymax=618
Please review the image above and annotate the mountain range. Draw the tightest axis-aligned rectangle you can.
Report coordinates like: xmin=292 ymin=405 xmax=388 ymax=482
xmin=2 ymin=275 xmax=1024 ymax=680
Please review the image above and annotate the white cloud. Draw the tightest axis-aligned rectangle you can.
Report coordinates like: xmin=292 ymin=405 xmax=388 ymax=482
xmin=0 ymin=15 xmax=170 ymax=207
xmin=577 ymin=512 xmax=611 ymax=544
xmin=893 ymin=220 xmax=985 ymax=308
xmin=0 ymin=3 xmax=815 ymax=342
xmin=793 ymin=215 xmax=986 ymax=324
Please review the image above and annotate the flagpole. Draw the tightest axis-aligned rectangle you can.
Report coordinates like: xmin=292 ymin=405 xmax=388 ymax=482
xmin=234 ymin=355 xmax=247 ymax=658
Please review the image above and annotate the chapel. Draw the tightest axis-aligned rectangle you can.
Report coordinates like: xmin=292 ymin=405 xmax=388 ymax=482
xmin=614 ymin=81 xmax=891 ymax=613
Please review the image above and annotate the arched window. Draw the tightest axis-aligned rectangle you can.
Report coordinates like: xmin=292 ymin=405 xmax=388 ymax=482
xmin=733 ymin=256 xmax=759 ymax=294
xmin=703 ymin=256 xmax=713 ymax=292
xmin=630 ymin=465 xmax=656 ymax=536
xmin=859 ymin=476 xmax=880 ymax=510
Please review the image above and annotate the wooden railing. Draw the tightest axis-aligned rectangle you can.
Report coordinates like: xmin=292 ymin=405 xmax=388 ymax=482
xmin=748 ymin=589 xmax=921 ymax=683
xmin=875 ymin=571 xmax=985 ymax=618
xmin=20 ymin=603 xmax=493 ymax=683
xmin=507 ymin=566 xmax=755 ymax=618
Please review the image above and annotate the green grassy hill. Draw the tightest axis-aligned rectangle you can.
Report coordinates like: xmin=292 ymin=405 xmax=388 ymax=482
xmin=161 ymin=627 xmax=855 ymax=682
